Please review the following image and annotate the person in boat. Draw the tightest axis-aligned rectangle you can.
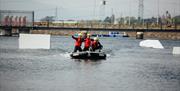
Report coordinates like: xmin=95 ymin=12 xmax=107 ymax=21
xmin=72 ymin=33 xmax=83 ymax=52
xmin=81 ymin=31 xmax=88 ymax=40
xmin=91 ymin=37 xmax=103 ymax=52
xmin=83 ymin=34 xmax=93 ymax=51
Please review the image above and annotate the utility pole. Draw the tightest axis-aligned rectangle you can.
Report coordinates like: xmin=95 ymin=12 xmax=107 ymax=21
xmin=55 ymin=7 xmax=58 ymax=21
xmin=129 ymin=0 xmax=132 ymax=26
xmin=111 ymin=8 xmax=115 ymax=24
xmin=138 ymin=0 xmax=144 ymax=24
xmin=93 ymin=0 xmax=97 ymax=19
xmin=179 ymin=0 xmax=180 ymax=16
xmin=100 ymin=0 xmax=106 ymax=21
xmin=157 ymin=0 xmax=159 ymax=25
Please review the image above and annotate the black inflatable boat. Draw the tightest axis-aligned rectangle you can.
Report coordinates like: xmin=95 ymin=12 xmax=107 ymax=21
xmin=70 ymin=51 xmax=106 ymax=59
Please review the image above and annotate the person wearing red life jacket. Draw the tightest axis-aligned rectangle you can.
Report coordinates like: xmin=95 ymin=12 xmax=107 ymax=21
xmin=83 ymin=34 xmax=93 ymax=51
xmin=72 ymin=33 xmax=83 ymax=52
xmin=91 ymin=37 xmax=103 ymax=52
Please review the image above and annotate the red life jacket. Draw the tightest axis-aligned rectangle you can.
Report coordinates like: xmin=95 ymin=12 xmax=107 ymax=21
xmin=84 ymin=38 xmax=91 ymax=48
xmin=92 ymin=41 xmax=98 ymax=49
xmin=75 ymin=37 xmax=82 ymax=47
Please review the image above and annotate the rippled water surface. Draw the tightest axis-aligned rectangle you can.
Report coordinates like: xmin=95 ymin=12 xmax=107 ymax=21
xmin=0 ymin=36 xmax=180 ymax=91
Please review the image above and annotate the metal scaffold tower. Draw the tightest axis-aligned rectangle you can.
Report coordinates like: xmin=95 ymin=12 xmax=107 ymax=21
xmin=138 ymin=0 xmax=144 ymax=24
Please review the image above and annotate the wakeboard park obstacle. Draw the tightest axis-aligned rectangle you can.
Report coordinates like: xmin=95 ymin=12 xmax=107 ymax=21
xmin=173 ymin=47 xmax=180 ymax=55
xmin=139 ymin=40 xmax=164 ymax=49
xmin=19 ymin=34 xmax=50 ymax=49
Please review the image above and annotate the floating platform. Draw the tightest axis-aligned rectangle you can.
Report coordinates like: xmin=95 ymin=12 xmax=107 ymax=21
xmin=70 ymin=51 xmax=106 ymax=59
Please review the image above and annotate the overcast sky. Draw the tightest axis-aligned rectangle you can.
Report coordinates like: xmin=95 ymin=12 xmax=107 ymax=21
xmin=0 ymin=0 xmax=180 ymax=20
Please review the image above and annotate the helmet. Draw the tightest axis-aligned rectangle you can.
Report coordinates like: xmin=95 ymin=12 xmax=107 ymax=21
xmin=78 ymin=33 xmax=82 ymax=36
xmin=87 ymin=34 xmax=91 ymax=36
xmin=94 ymin=37 xmax=99 ymax=41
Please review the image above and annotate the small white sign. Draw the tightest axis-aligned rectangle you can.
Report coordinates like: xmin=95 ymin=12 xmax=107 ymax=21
xmin=19 ymin=34 xmax=50 ymax=49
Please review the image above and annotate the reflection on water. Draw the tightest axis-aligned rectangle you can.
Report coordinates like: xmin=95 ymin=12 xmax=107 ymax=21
xmin=0 ymin=36 xmax=180 ymax=91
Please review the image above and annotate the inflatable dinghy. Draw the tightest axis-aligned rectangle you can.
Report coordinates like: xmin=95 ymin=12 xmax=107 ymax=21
xmin=70 ymin=51 xmax=106 ymax=59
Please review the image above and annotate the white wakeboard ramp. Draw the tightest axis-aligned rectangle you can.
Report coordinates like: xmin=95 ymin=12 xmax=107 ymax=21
xmin=173 ymin=47 xmax=180 ymax=55
xmin=139 ymin=40 xmax=164 ymax=49
xmin=19 ymin=34 xmax=50 ymax=49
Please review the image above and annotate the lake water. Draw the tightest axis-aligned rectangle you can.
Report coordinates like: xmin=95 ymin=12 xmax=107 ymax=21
xmin=0 ymin=36 xmax=180 ymax=91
